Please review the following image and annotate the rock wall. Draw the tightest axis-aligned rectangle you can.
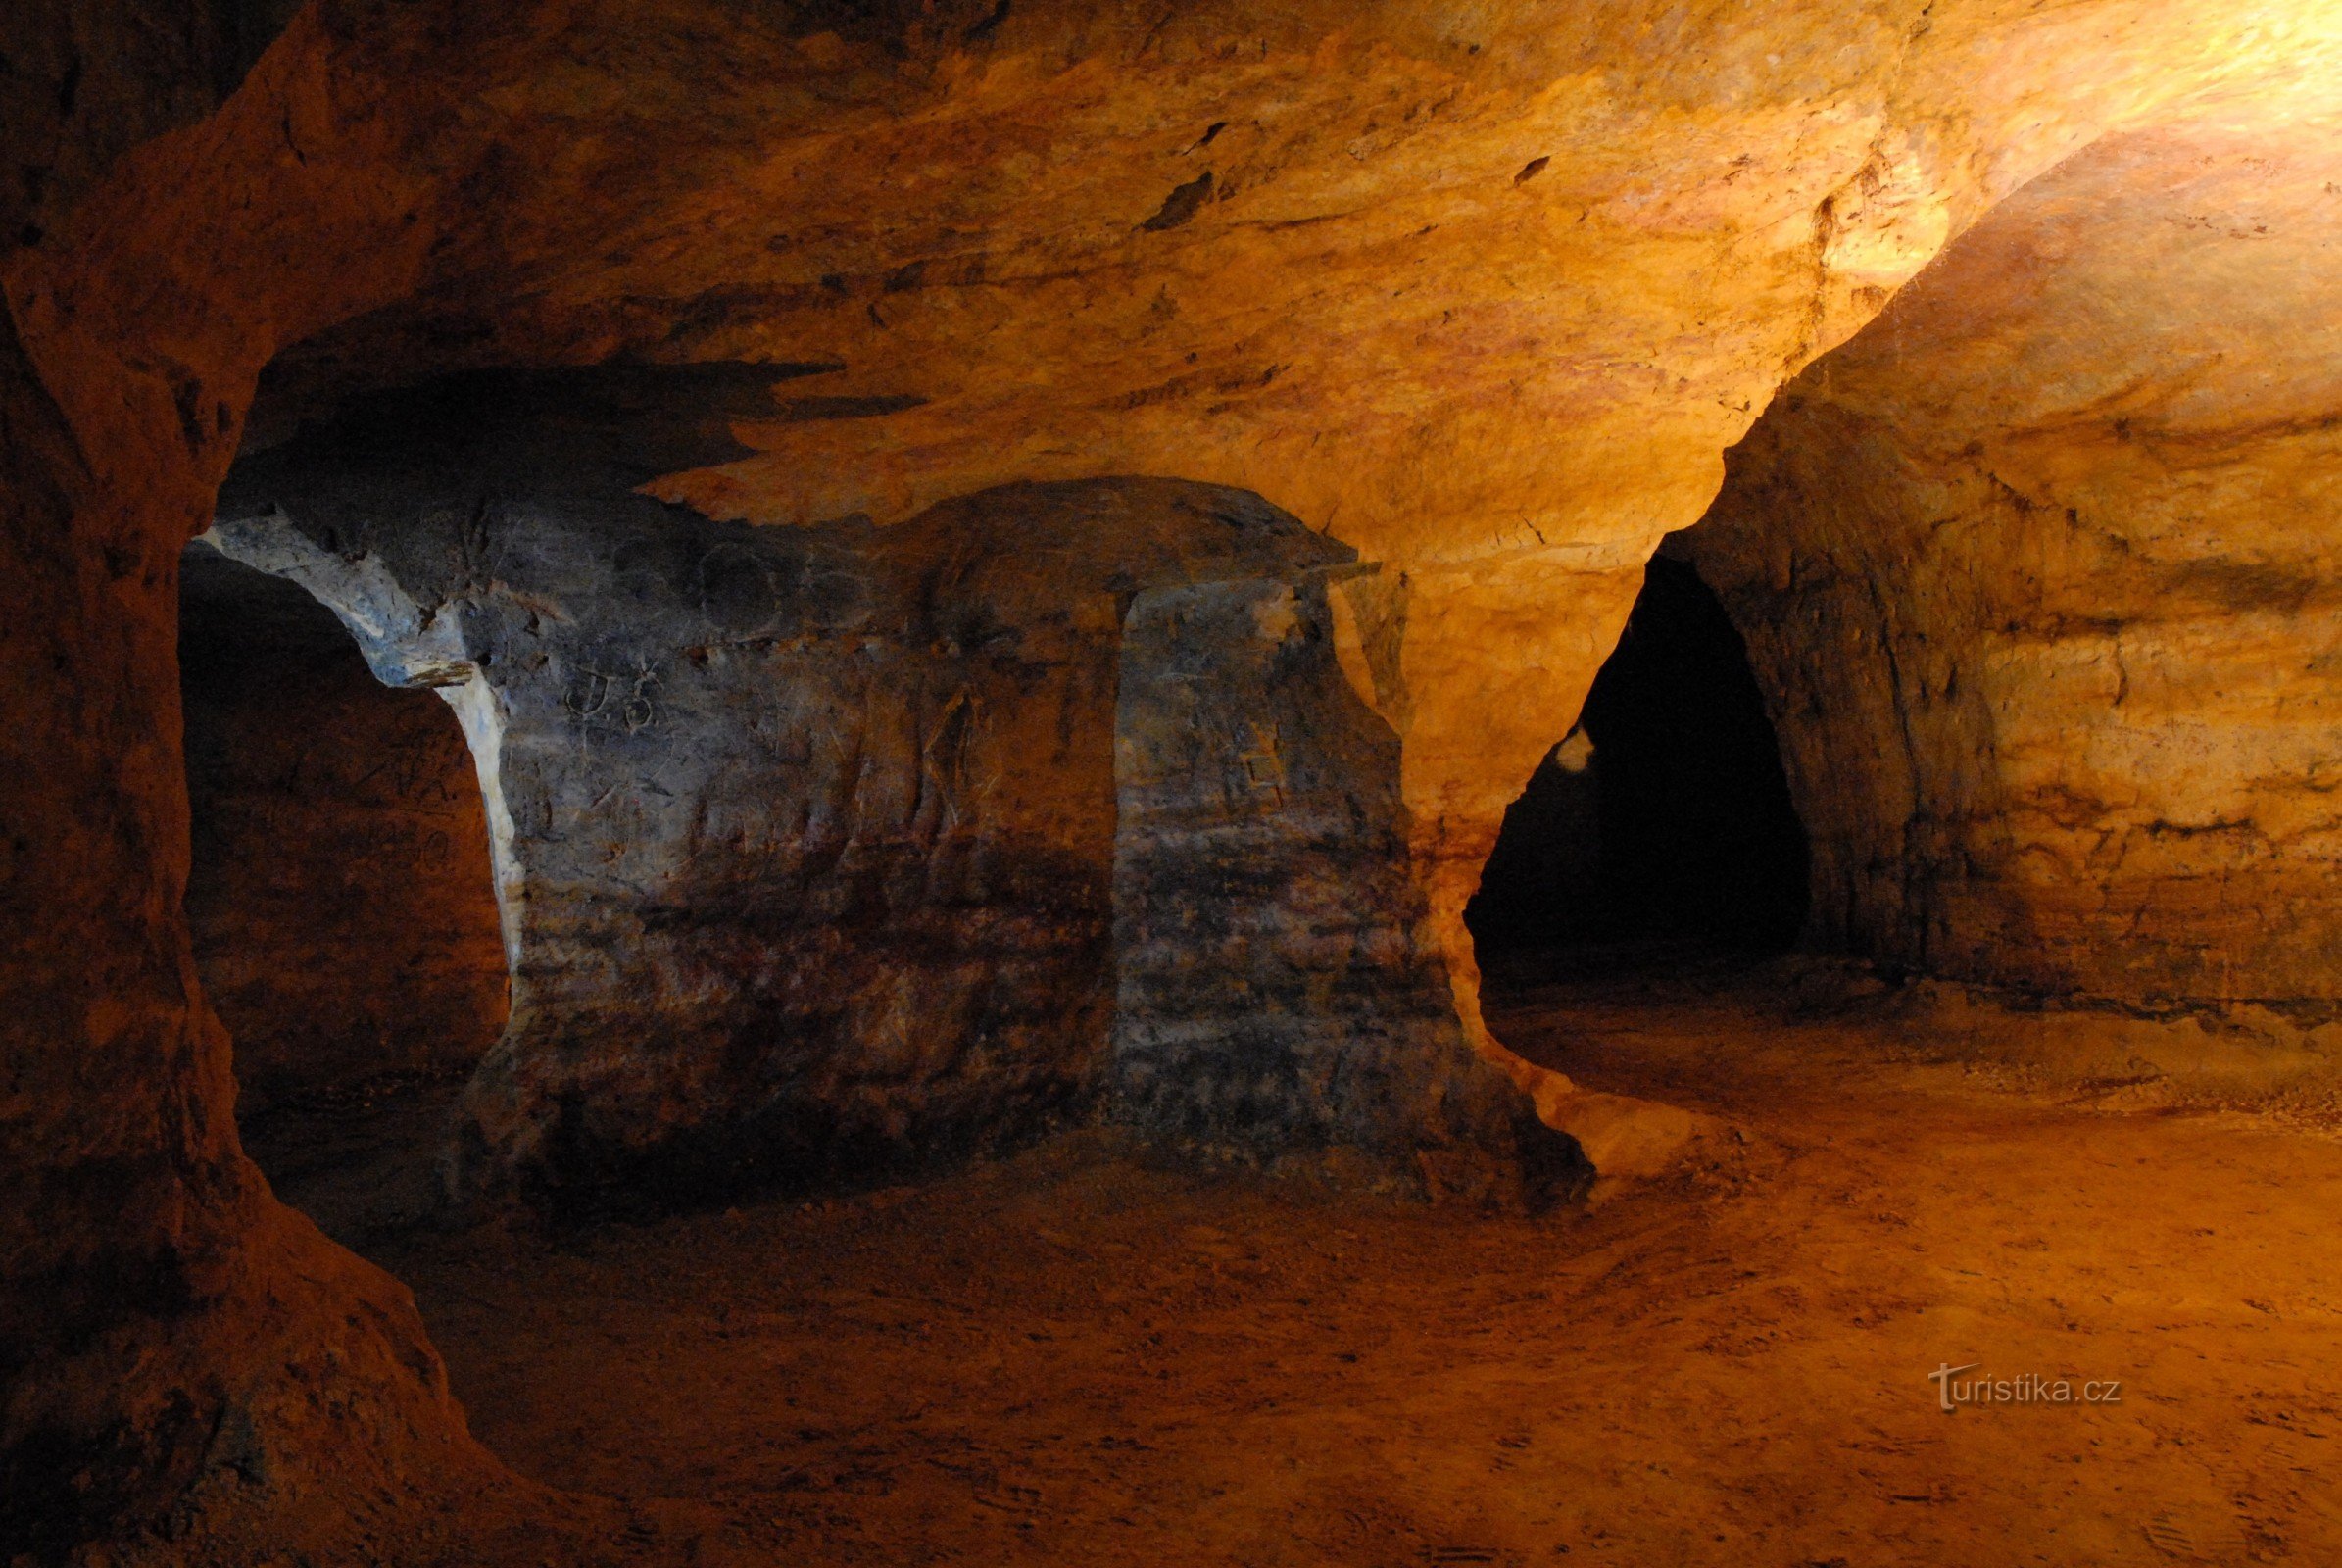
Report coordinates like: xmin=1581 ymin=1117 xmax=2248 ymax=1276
xmin=207 ymin=370 xmax=1557 ymax=1211
xmin=180 ymin=545 xmax=508 ymax=1109
xmin=0 ymin=270 xmax=491 ymax=1565
xmin=13 ymin=0 xmax=2333 ymax=1158
xmin=8 ymin=0 xmax=2342 ymax=1548
xmin=1112 ymin=573 xmax=1573 ymax=1201
xmin=2 ymin=0 xmax=223 ymax=248
xmin=1683 ymin=119 xmax=2342 ymax=1011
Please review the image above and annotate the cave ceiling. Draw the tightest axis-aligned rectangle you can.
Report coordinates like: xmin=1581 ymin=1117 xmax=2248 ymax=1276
xmin=4 ymin=0 xmax=2327 ymax=927
xmin=8 ymin=0 xmax=2338 ymax=568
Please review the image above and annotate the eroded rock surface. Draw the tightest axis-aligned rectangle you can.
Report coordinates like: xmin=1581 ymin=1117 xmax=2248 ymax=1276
xmin=16 ymin=0 xmax=2340 ymax=1131
xmin=1683 ymin=117 xmax=2342 ymax=1013
xmin=1114 ymin=574 xmax=1577 ymax=1201
xmin=0 ymin=268 xmax=497 ymax=1568
xmin=208 ymin=370 xmax=1556 ymax=1210
xmin=9 ymin=0 xmax=2342 ymax=1550
xmin=181 ymin=546 xmax=508 ymax=1109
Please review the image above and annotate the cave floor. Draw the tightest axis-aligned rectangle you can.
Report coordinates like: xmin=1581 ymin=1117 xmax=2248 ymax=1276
xmin=278 ymin=957 xmax=2342 ymax=1567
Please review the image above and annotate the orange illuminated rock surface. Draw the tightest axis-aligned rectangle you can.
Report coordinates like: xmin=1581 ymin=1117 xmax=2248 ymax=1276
xmin=1685 ymin=108 xmax=2342 ymax=1016
xmin=6 ymin=0 xmax=2342 ymax=1558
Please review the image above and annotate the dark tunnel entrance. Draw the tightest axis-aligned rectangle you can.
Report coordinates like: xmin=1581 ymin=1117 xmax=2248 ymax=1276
xmin=1468 ymin=554 xmax=1809 ymax=963
xmin=179 ymin=543 xmax=509 ymax=1229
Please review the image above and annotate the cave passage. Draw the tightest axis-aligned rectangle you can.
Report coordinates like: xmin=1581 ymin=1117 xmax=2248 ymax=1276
xmin=1468 ymin=554 xmax=1809 ymax=959
xmin=25 ymin=2 xmax=2342 ymax=1557
xmin=178 ymin=543 xmax=508 ymax=1207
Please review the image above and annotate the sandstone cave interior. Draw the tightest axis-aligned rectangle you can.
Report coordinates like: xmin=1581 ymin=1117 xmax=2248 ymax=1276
xmin=12 ymin=6 xmax=2342 ymax=1567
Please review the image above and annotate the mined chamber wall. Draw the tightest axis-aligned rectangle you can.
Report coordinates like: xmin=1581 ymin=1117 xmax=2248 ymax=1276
xmin=1679 ymin=122 xmax=2342 ymax=1012
xmin=205 ymin=368 xmax=1558 ymax=1211
xmin=180 ymin=544 xmax=508 ymax=1109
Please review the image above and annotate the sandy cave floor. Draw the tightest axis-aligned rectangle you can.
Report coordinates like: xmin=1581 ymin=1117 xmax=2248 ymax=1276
xmin=247 ymin=954 xmax=2342 ymax=1567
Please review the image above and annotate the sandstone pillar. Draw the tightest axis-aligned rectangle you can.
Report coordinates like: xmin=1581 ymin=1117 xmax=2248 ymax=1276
xmin=0 ymin=303 xmax=488 ymax=1556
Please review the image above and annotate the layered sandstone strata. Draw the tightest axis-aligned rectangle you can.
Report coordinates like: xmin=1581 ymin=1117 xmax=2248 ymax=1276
xmin=208 ymin=370 xmax=1567 ymax=1210
xmin=1112 ymin=571 xmax=1574 ymax=1200
xmin=1683 ymin=116 xmax=2342 ymax=1012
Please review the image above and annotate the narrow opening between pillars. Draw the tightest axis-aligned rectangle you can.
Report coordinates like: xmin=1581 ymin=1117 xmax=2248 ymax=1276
xmin=1467 ymin=554 xmax=1809 ymax=972
xmin=179 ymin=543 xmax=510 ymax=1235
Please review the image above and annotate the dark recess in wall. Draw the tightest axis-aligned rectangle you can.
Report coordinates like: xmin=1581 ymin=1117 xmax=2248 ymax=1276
xmin=179 ymin=545 xmax=509 ymax=1114
xmin=1469 ymin=555 xmax=1809 ymax=956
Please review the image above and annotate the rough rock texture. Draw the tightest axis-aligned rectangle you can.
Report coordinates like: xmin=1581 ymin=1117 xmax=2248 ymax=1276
xmin=14 ymin=0 xmax=2339 ymax=1096
xmin=0 ymin=259 xmax=498 ymax=1566
xmin=1683 ymin=115 xmax=2342 ymax=1012
xmin=2 ymin=0 xmax=306 ymax=249
xmin=1113 ymin=572 xmax=1577 ymax=1201
xmin=206 ymin=372 xmax=1556 ymax=1210
xmin=8 ymin=0 xmax=2342 ymax=1550
xmin=4 ymin=1 xmax=217 ymax=248
xmin=181 ymin=545 xmax=508 ymax=1109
